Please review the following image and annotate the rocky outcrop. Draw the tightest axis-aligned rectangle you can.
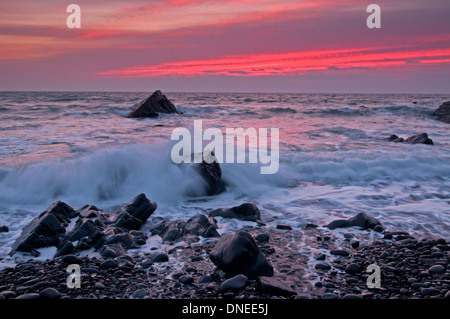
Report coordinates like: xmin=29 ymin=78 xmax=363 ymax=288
xmin=209 ymin=231 xmax=274 ymax=279
xmin=128 ymin=90 xmax=179 ymax=118
xmin=326 ymin=212 xmax=383 ymax=231
xmin=192 ymin=150 xmax=226 ymax=196
xmin=151 ymin=214 xmax=220 ymax=243
xmin=432 ymin=101 xmax=450 ymax=123
xmin=388 ymin=133 xmax=434 ymax=145
xmin=209 ymin=202 xmax=263 ymax=224
xmin=10 ymin=194 xmax=157 ymax=258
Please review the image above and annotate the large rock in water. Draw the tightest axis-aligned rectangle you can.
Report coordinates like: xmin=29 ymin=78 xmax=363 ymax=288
xmin=11 ymin=194 xmax=157 ymax=258
xmin=326 ymin=212 xmax=382 ymax=231
xmin=209 ymin=231 xmax=274 ymax=279
xmin=192 ymin=150 xmax=226 ymax=196
xmin=433 ymin=101 xmax=450 ymax=123
xmin=209 ymin=202 xmax=264 ymax=224
xmin=128 ymin=90 xmax=179 ymax=118
xmin=405 ymin=133 xmax=434 ymax=145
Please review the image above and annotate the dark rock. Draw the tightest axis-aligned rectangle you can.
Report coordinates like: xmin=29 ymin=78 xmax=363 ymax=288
xmin=209 ymin=231 xmax=274 ymax=279
xmin=93 ymin=282 xmax=105 ymax=289
xmin=132 ymin=289 xmax=147 ymax=299
xmin=258 ymin=276 xmax=296 ymax=296
xmin=0 ymin=291 xmax=16 ymax=299
xmin=314 ymin=253 xmax=326 ymax=261
xmin=429 ymin=265 xmax=445 ymax=274
xmin=61 ymin=255 xmax=81 ymax=264
xmin=255 ymin=234 xmax=270 ymax=242
xmin=192 ymin=150 xmax=226 ymax=196
xmin=326 ymin=212 xmax=382 ymax=231
xmin=388 ymin=135 xmax=404 ymax=143
xmin=100 ymin=244 xmax=127 ymax=258
xmin=117 ymin=193 xmax=157 ymax=225
xmin=39 ymin=288 xmax=60 ymax=299
xmin=276 ymin=224 xmax=292 ymax=230
xmin=432 ymin=101 xmax=450 ymax=123
xmin=0 ymin=225 xmax=9 ymax=232
xmin=315 ymin=263 xmax=331 ymax=271
xmin=345 ymin=263 xmax=362 ymax=274
xmin=219 ymin=274 xmax=248 ymax=292
xmin=373 ymin=225 xmax=383 ymax=232
xmin=67 ymin=220 xmax=97 ymax=242
xmin=179 ymin=276 xmax=194 ymax=285
xmin=420 ymin=288 xmax=439 ymax=296
xmin=113 ymin=211 xmax=143 ymax=231
xmin=185 ymin=214 xmax=220 ymax=238
xmin=128 ymin=90 xmax=179 ymax=118
xmin=199 ymin=276 xmax=214 ymax=284
xmin=152 ymin=219 xmax=186 ymax=243
xmin=351 ymin=241 xmax=360 ymax=249
xmin=54 ymin=240 xmax=75 ymax=257
xmin=405 ymin=133 xmax=434 ymax=145
xmin=100 ymin=259 xmax=118 ymax=268
xmin=210 ymin=203 xmax=263 ymax=224
xmin=152 ymin=253 xmax=169 ymax=263
xmin=445 ymin=291 xmax=450 ymax=299
xmin=330 ymin=249 xmax=350 ymax=257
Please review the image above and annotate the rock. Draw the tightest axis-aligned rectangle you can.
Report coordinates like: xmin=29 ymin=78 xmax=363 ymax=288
xmin=219 ymin=274 xmax=248 ymax=292
xmin=445 ymin=291 xmax=450 ymax=299
xmin=117 ymin=193 xmax=157 ymax=226
xmin=152 ymin=219 xmax=186 ymax=243
xmin=185 ymin=214 xmax=220 ymax=238
xmin=192 ymin=150 xmax=226 ymax=196
xmin=314 ymin=253 xmax=326 ymax=261
xmin=100 ymin=244 xmax=128 ymax=258
xmin=209 ymin=203 xmax=263 ymax=224
xmin=429 ymin=265 xmax=445 ymax=274
xmin=258 ymin=276 xmax=296 ymax=296
xmin=388 ymin=135 xmax=404 ymax=143
xmin=152 ymin=253 xmax=169 ymax=263
xmin=61 ymin=255 xmax=82 ymax=264
xmin=405 ymin=133 xmax=434 ymax=145
xmin=345 ymin=263 xmax=362 ymax=274
xmin=179 ymin=276 xmax=194 ymax=285
xmin=100 ymin=259 xmax=118 ymax=269
xmin=128 ymin=90 xmax=179 ymax=118
xmin=10 ymin=203 xmax=68 ymax=254
xmin=0 ymin=291 xmax=16 ymax=299
xmin=321 ymin=294 xmax=338 ymax=299
xmin=132 ymin=289 xmax=147 ymax=299
xmin=420 ymin=288 xmax=439 ymax=296
xmin=330 ymin=249 xmax=350 ymax=257
xmin=276 ymin=224 xmax=292 ymax=230
xmin=314 ymin=263 xmax=331 ymax=271
xmin=432 ymin=101 xmax=450 ymax=123
xmin=67 ymin=220 xmax=97 ymax=242
xmin=199 ymin=276 xmax=214 ymax=284
xmin=209 ymin=231 xmax=274 ymax=279
xmin=39 ymin=288 xmax=61 ymax=299
xmin=93 ymin=282 xmax=105 ymax=289
xmin=255 ymin=234 xmax=270 ymax=242
xmin=0 ymin=225 xmax=9 ymax=232
xmin=15 ymin=293 xmax=40 ymax=300
xmin=326 ymin=212 xmax=382 ymax=231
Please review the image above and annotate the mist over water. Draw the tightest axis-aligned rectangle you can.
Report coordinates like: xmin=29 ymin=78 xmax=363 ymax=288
xmin=0 ymin=91 xmax=449 ymax=259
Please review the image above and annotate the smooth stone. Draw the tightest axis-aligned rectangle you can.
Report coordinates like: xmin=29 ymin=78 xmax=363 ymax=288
xmin=93 ymin=282 xmax=105 ymax=289
xmin=258 ymin=276 xmax=296 ymax=296
xmin=39 ymin=288 xmax=61 ymax=299
xmin=152 ymin=253 xmax=169 ymax=263
xmin=61 ymin=255 xmax=82 ymax=264
xmin=131 ymin=289 xmax=146 ymax=299
xmin=429 ymin=265 xmax=445 ymax=274
xmin=15 ymin=293 xmax=40 ymax=299
xmin=330 ymin=249 xmax=350 ymax=257
xmin=100 ymin=260 xmax=118 ymax=268
xmin=276 ymin=224 xmax=292 ymax=230
xmin=0 ymin=291 xmax=16 ymax=299
xmin=420 ymin=288 xmax=439 ymax=296
xmin=255 ymin=234 xmax=270 ymax=242
xmin=321 ymin=294 xmax=338 ymax=299
xmin=343 ymin=294 xmax=363 ymax=299
xmin=179 ymin=276 xmax=194 ymax=285
xmin=219 ymin=274 xmax=248 ymax=292
xmin=315 ymin=263 xmax=331 ymax=271
xmin=345 ymin=263 xmax=362 ymax=274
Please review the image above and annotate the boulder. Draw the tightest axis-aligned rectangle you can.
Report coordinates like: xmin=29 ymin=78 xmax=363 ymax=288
xmin=405 ymin=133 xmax=434 ymax=145
xmin=185 ymin=214 xmax=220 ymax=238
xmin=151 ymin=219 xmax=186 ymax=243
xmin=192 ymin=150 xmax=226 ymax=196
xmin=219 ymin=274 xmax=248 ymax=292
xmin=209 ymin=202 xmax=263 ymax=224
xmin=128 ymin=90 xmax=179 ymax=118
xmin=432 ymin=101 xmax=450 ymax=123
xmin=326 ymin=212 xmax=382 ymax=231
xmin=209 ymin=231 xmax=274 ymax=279
xmin=0 ymin=225 xmax=9 ymax=233
xmin=388 ymin=135 xmax=404 ymax=143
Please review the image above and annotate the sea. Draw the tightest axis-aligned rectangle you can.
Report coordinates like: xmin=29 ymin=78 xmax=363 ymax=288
xmin=0 ymin=91 xmax=449 ymax=265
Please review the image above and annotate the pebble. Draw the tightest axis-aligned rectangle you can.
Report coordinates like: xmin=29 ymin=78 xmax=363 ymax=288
xmin=255 ymin=234 xmax=270 ymax=242
xmin=420 ymin=288 xmax=439 ymax=296
xmin=429 ymin=265 xmax=445 ymax=274
xmin=93 ymin=282 xmax=105 ymax=289
xmin=315 ymin=263 xmax=331 ymax=271
xmin=314 ymin=253 xmax=326 ymax=261
xmin=152 ymin=253 xmax=169 ymax=263
xmin=276 ymin=224 xmax=292 ymax=230
xmin=219 ymin=274 xmax=248 ymax=292
xmin=343 ymin=294 xmax=363 ymax=299
xmin=345 ymin=263 xmax=362 ymax=274
xmin=321 ymin=294 xmax=338 ymax=299
xmin=179 ymin=276 xmax=194 ymax=285
xmin=61 ymin=255 xmax=81 ymax=264
xmin=100 ymin=260 xmax=118 ymax=268
xmin=15 ymin=293 xmax=40 ymax=299
xmin=330 ymin=249 xmax=350 ymax=257
xmin=39 ymin=288 xmax=61 ymax=299
xmin=131 ymin=289 xmax=147 ymax=299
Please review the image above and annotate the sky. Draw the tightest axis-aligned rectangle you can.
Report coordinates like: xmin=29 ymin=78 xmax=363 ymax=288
xmin=0 ymin=0 xmax=449 ymax=93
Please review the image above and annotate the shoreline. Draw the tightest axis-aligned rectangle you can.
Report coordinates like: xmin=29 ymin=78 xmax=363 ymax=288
xmin=1 ymin=225 xmax=448 ymax=300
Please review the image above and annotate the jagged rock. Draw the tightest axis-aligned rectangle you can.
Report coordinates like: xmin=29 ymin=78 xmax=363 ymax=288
xmin=189 ymin=150 xmax=226 ymax=196
xmin=209 ymin=231 xmax=274 ymax=279
xmin=405 ymin=133 xmax=434 ymax=145
xmin=326 ymin=212 xmax=382 ymax=231
xmin=433 ymin=101 xmax=450 ymax=123
xmin=388 ymin=135 xmax=404 ymax=143
xmin=0 ymin=225 xmax=9 ymax=233
xmin=128 ymin=90 xmax=179 ymax=118
xmin=152 ymin=220 xmax=186 ymax=243
xmin=209 ymin=202 xmax=263 ymax=224
xmin=185 ymin=214 xmax=220 ymax=238
xmin=99 ymin=244 xmax=128 ymax=258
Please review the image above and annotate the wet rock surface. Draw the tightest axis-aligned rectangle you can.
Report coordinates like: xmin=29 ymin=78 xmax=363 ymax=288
xmin=128 ymin=90 xmax=179 ymax=118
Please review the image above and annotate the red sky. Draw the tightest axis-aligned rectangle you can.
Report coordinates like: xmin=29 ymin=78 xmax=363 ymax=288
xmin=1 ymin=0 xmax=449 ymax=93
